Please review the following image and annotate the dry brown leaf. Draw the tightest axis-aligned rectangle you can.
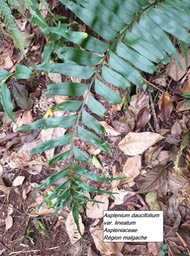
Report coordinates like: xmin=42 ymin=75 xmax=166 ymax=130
xmin=86 ymin=195 xmax=109 ymax=219
xmin=176 ymin=99 xmax=190 ymax=112
xmin=182 ymin=74 xmax=190 ymax=94
xmin=157 ymin=150 xmax=170 ymax=166
xmin=0 ymin=176 xmax=10 ymax=194
xmin=119 ymin=109 xmax=135 ymax=131
xmin=12 ymin=176 xmax=25 ymax=186
xmin=87 ymin=246 xmax=99 ymax=256
xmin=145 ymin=191 xmax=160 ymax=211
xmin=148 ymin=242 xmax=159 ymax=256
xmin=154 ymin=77 xmax=167 ymax=87
xmin=181 ymin=221 xmax=190 ymax=232
xmin=122 ymin=155 xmax=141 ymax=187
xmin=171 ymin=121 xmax=182 ymax=135
xmin=40 ymin=127 xmax=66 ymax=159
xmin=66 ymin=240 xmax=83 ymax=256
xmin=16 ymin=111 xmax=33 ymax=128
xmin=111 ymin=165 xmax=122 ymax=188
xmin=0 ymin=47 xmax=13 ymax=69
xmin=128 ymin=91 xmax=149 ymax=116
xmin=100 ymin=121 xmax=121 ymax=136
xmin=118 ymin=132 xmax=163 ymax=156
xmin=112 ymin=189 xmax=136 ymax=205
xmin=90 ymin=224 xmax=124 ymax=255
xmin=112 ymin=120 xmax=131 ymax=134
xmin=178 ymin=228 xmax=190 ymax=249
xmin=0 ymin=249 xmax=6 ymax=255
xmin=65 ymin=212 xmax=84 ymax=245
xmin=5 ymin=215 xmax=13 ymax=231
xmin=167 ymin=49 xmax=190 ymax=81
xmin=22 ymin=184 xmax=32 ymax=200
xmin=135 ymin=107 xmax=150 ymax=131
xmin=48 ymin=73 xmax=62 ymax=83
xmin=139 ymin=165 xmax=167 ymax=193
xmin=8 ymin=139 xmax=46 ymax=169
xmin=158 ymin=92 xmax=173 ymax=122
xmin=53 ymin=95 xmax=69 ymax=104
xmin=0 ymin=164 xmax=3 ymax=176
xmin=28 ymin=164 xmax=42 ymax=175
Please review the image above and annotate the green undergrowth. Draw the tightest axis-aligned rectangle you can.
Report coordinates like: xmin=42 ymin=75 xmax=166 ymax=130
xmin=0 ymin=0 xmax=190 ymax=233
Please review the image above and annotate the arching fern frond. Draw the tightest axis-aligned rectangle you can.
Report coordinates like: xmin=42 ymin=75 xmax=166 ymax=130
xmin=17 ymin=0 xmax=190 ymax=227
xmin=0 ymin=0 xmax=49 ymax=52
xmin=0 ymin=0 xmax=24 ymax=51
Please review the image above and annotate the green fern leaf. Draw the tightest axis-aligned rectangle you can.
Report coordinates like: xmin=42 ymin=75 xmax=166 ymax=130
xmin=17 ymin=0 xmax=190 ymax=232
xmin=0 ymin=0 xmax=24 ymax=52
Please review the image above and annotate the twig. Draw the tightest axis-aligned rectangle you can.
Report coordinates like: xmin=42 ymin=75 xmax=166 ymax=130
xmin=9 ymin=246 xmax=59 ymax=255
xmin=143 ymin=78 xmax=164 ymax=93
xmin=149 ymin=92 xmax=160 ymax=132
xmin=166 ymin=241 xmax=175 ymax=256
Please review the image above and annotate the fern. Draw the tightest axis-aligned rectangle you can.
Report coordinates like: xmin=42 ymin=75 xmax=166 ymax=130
xmin=0 ymin=0 xmax=24 ymax=51
xmin=2 ymin=0 xmax=190 ymax=231
xmin=0 ymin=0 xmax=50 ymax=52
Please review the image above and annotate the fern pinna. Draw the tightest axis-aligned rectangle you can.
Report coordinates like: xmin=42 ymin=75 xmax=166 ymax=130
xmin=1 ymin=0 xmax=190 ymax=228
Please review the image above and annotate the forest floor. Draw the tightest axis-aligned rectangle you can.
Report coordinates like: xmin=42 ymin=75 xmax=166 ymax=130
xmin=0 ymin=3 xmax=190 ymax=256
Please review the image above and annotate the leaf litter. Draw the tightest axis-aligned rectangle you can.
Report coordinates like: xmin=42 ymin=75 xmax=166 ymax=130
xmin=0 ymin=6 xmax=190 ymax=256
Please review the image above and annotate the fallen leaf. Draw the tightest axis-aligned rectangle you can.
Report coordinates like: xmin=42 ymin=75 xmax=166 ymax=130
xmin=22 ymin=184 xmax=32 ymax=200
xmin=178 ymin=228 xmax=190 ymax=249
xmin=112 ymin=120 xmax=131 ymax=134
xmin=167 ymin=49 xmax=190 ymax=81
xmin=182 ymin=73 xmax=190 ymax=94
xmin=0 ymin=164 xmax=3 ymax=176
xmin=0 ymin=47 xmax=13 ymax=69
xmin=176 ymin=99 xmax=190 ymax=112
xmin=112 ymin=165 xmax=122 ymax=188
xmin=40 ymin=127 xmax=66 ymax=159
xmin=145 ymin=191 xmax=160 ymax=211
xmin=87 ymin=246 xmax=99 ymax=256
xmin=12 ymin=83 xmax=33 ymax=110
xmin=65 ymin=212 xmax=84 ymax=245
xmin=158 ymin=92 xmax=173 ymax=122
xmin=154 ymin=77 xmax=167 ymax=87
xmin=135 ymin=107 xmax=150 ymax=131
xmin=112 ymin=189 xmax=135 ymax=205
xmin=0 ymin=249 xmax=6 ymax=255
xmin=48 ymin=73 xmax=62 ymax=83
xmin=157 ymin=150 xmax=170 ymax=166
xmin=20 ymin=31 xmax=34 ymax=48
xmin=92 ymin=156 xmax=104 ymax=171
xmin=139 ymin=165 xmax=167 ymax=193
xmin=122 ymin=155 xmax=141 ymax=187
xmin=118 ymin=109 xmax=135 ymax=131
xmin=86 ymin=195 xmax=109 ymax=219
xmin=0 ymin=176 xmax=10 ymax=194
xmin=16 ymin=111 xmax=33 ymax=128
xmin=100 ymin=121 xmax=121 ymax=136
xmin=118 ymin=132 xmax=163 ymax=156
xmin=166 ymin=134 xmax=181 ymax=145
xmin=181 ymin=221 xmax=190 ymax=232
xmin=12 ymin=176 xmax=25 ymax=186
xmin=7 ymin=204 xmax=14 ymax=215
xmin=5 ymin=215 xmax=13 ymax=231
xmin=90 ymin=224 xmax=124 ymax=255
xmin=148 ymin=242 xmax=159 ymax=256
xmin=28 ymin=165 xmax=42 ymax=175
xmin=66 ymin=240 xmax=83 ymax=256
xmin=128 ymin=91 xmax=149 ymax=116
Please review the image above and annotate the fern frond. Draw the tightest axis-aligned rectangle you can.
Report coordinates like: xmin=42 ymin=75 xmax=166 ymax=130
xmin=0 ymin=0 xmax=24 ymax=52
xmin=7 ymin=0 xmax=20 ymax=12
xmin=17 ymin=0 xmax=190 ymax=217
